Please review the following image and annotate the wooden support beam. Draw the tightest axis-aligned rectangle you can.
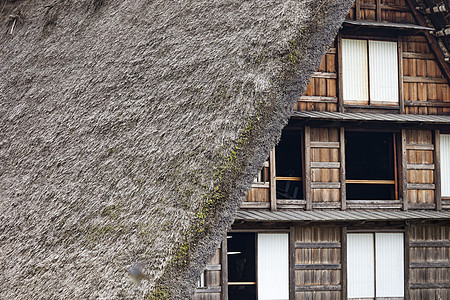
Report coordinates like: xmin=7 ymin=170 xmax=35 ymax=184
xmin=401 ymin=129 xmax=408 ymax=210
xmin=405 ymin=0 xmax=450 ymax=81
xmin=404 ymin=224 xmax=410 ymax=300
xmin=435 ymin=130 xmax=442 ymax=211
xmin=305 ymin=126 xmax=311 ymax=210
xmin=376 ymin=0 xmax=381 ymax=21
xmin=398 ymin=36 xmax=404 ymax=114
xmin=355 ymin=0 xmax=361 ymax=20
xmin=269 ymin=148 xmax=277 ymax=211
xmin=341 ymin=227 xmax=347 ymax=300
xmin=403 ymin=76 xmax=448 ymax=83
xmin=221 ymin=235 xmax=228 ymax=300
xmin=289 ymin=227 xmax=295 ymax=300
xmin=340 ymin=127 xmax=346 ymax=210
xmin=337 ymin=35 xmax=345 ymax=113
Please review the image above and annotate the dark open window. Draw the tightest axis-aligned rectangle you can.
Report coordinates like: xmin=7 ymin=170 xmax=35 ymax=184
xmin=345 ymin=131 xmax=397 ymax=200
xmin=227 ymin=233 xmax=256 ymax=300
xmin=275 ymin=131 xmax=303 ymax=199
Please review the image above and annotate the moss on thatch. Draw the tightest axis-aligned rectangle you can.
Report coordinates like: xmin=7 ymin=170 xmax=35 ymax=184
xmin=0 ymin=0 xmax=352 ymax=298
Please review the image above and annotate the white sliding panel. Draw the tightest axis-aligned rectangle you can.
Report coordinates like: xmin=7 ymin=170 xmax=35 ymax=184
xmin=369 ymin=40 xmax=399 ymax=104
xmin=347 ymin=233 xmax=375 ymax=298
xmin=441 ymin=134 xmax=450 ymax=196
xmin=375 ymin=233 xmax=404 ymax=297
xmin=342 ymin=39 xmax=369 ymax=103
xmin=257 ymin=233 xmax=289 ymax=300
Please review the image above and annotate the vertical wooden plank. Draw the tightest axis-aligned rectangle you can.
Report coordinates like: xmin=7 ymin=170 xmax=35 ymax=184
xmin=402 ymin=129 xmax=408 ymax=210
xmin=221 ymin=235 xmax=228 ymax=300
xmin=404 ymin=224 xmax=410 ymax=300
xmin=376 ymin=0 xmax=381 ymax=21
xmin=337 ymin=34 xmax=345 ymax=113
xmin=341 ymin=226 xmax=347 ymax=300
xmin=305 ymin=126 xmax=312 ymax=211
xmin=340 ymin=127 xmax=346 ymax=210
xmin=355 ymin=0 xmax=360 ymax=20
xmin=289 ymin=227 xmax=295 ymax=300
xmin=398 ymin=36 xmax=404 ymax=114
xmin=269 ymin=148 xmax=277 ymax=211
xmin=435 ymin=130 xmax=442 ymax=211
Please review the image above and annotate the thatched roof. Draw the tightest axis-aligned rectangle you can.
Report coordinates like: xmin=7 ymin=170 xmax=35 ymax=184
xmin=0 ymin=0 xmax=352 ymax=298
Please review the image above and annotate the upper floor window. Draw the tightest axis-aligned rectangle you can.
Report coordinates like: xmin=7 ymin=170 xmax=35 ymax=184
xmin=342 ymin=38 xmax=399 ymax=105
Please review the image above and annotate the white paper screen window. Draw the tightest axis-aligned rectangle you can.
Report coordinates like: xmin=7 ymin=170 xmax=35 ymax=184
xmin=347 ymin=233 xmax=375 ymax=298
xmin=257 ymin=233 xmax=289 ymax=300
xmin=369 ymin=40 xmax=399 ymax=103
xmin=441 ymin=134 xmax=450 ymax=196
xmin=342 ymin=39 xmax=369 ymax=103
xmin=375 ymin=233 xmax=404 ymax=297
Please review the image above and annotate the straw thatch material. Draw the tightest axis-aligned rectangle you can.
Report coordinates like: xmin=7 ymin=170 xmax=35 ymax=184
xmin=0 ymin=0 xmax=352 ymax=298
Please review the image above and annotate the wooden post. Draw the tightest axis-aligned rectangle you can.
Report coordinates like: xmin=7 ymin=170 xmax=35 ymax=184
xmin=337 ymin=34 xmax=345 ymax=113
xmin=401 ymin=129 xmax=408 ymax=210
xmin=404 ymin=224 xmax=411 ymax=300
xmin=355 ymin=0 xmax=360 ymax=21
xmin=340 ymin=127 xmax=346 ymax=210
xmin=221 ymin=234 xmax=228 ymax=300
xmin=305 ymin=126 xmax=312 ymax=210
xmin=341 ymin=226 xmax=347 ymax=300
xmin=269 ymin=148 xmax=277 ymax=211
xmin=289 ymin=227 xmax=295 ymax=300
xmin=435 ymin=130 xmax=442 ymax=211
xmin=376 ymin=0 xmax=382 ymax=22
xmin=398 ymin=36 xmax=404 ymax=114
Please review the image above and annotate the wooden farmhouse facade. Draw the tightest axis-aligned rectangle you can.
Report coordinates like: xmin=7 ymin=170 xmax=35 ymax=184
xmin=193 ymin=1 xmax=450 ymax=299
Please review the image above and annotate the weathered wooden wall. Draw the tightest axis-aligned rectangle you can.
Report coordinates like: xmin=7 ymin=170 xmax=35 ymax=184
xmin=294 ymin=226 xmax=342 ymax=300
xmin=192 ymin=248 xmax=222 ymax=300
xmin=406 ymin=129 xmax=436 ymax=208
xmin=409 ymin=224 xmax=450 ymax=299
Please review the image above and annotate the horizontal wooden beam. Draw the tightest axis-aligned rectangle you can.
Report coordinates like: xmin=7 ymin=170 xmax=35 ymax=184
xmin=402 ymin=52 xmax=435 ymax=59
xmin=406 ymin=144 xmax=434 ymax=151
xmin=311 ymin=182 xmax=341 ymax=189
xmin=228 ymin=282 xmax=256 ymax=286
xmin=250 ymin=183 xmax=269 ymax=188
xmin=195 ymin=287 xmax=221 ymax=293
xmin=295 ymin=263 xmax=341 ymax=270
xmin=295 ymin=285 xmax=341 ymax=292
xmin=403 ymin=76 xmax=448 ymax=84
xmin=410 ymin=240 xmax=450 ymax=247
xmin=410 ymin=262 xmax=450 ymax=268
xmin=299 ymin=96 xmax=338 ymax=103
xmin=410 ymin=282 xmax=450 ymax=289
xmin=346 ymin=179 xmax=395 ymax=184
xmin=312 ymin=72 xmax=337 ymax=79
xmin=295 ymin=242 xmax=341 ymax=249
xmin=240 ymin=202 xmax=270 ymax=209
xmin=205 ymin=264 xmax=221 ymax=271
xmin=404 ymin=100 xmax=450 ymax=108
xmin=276 ymin=176 xmax=302 ymax=181
xmin=407 ymin=164 xmax=435 ymax=170
xmin=311 ymin=162 xmax=341 ymax=169
xmin=407 ymin=183 xmax=435 ymax=190
xmin=310 ymin=141 xmax=340 ymax=149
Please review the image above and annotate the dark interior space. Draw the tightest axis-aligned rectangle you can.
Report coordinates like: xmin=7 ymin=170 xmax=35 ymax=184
xmin=228 ymin=233 xmax=256 ymax=300
xmin=346 ymin=131 xmax=395 ymax=200
xmin=275 ymin=131 xmax=303 ymax=199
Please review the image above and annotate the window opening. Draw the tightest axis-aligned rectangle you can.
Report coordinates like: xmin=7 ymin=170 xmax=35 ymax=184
xmin=441 ymin=134 xmax=450 ymax=197
xmin=345 ymin=131 xmax=396 ymax=200
xmin=342 ymin=38 xmax=399 ymax=105
xmin=275 ymin=131 xmax=303 ymax=199
xmin=227 ymin=233 xmax=289 ymax=300
xmin=347 ymin=232 xmax=404 ymax=299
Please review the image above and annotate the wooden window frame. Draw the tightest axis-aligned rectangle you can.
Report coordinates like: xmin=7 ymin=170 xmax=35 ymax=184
xmin=339 ymin=35 xmax=402 ymax=109
xmin=344 ymin=129 xmax=400 ymax=202
xmin=225 ymin=230 xmax=292 ymax=300
xmin=345 ymin=231 xmax=405 ymax=299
